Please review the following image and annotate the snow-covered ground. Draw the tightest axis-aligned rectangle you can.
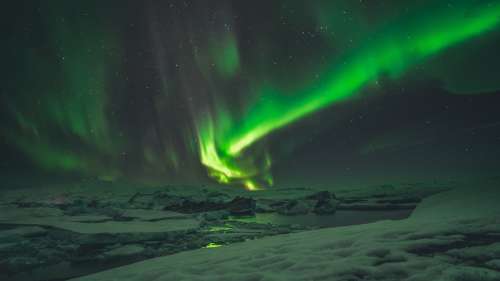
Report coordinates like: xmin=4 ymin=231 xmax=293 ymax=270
xmin=72 ymin=180 xmax=500 ymax=281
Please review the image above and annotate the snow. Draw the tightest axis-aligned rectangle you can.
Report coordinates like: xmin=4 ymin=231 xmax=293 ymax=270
xmin=410 ymin=181 xmax=500 ymax=221
xmin=0 ymin=206 xmax=199 ymax=234
xmin=71 ymin=181 xmax=500 ymax=281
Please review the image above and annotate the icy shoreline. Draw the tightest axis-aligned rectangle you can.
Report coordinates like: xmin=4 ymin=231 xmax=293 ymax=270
xmin=2 ymin=179 xmax=493 ymax=281
xmin=71 ymin=180 xmax=500 ymax=281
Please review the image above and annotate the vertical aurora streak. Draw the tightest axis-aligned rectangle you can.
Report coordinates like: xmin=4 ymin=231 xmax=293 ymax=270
xmin=1 ymin=2 xmax=123 ymax=178
xmin=198 ymin=1 xmax=500 ymax=188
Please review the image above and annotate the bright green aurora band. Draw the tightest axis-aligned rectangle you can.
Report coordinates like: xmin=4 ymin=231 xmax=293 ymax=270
xmin=198 ymin=2 xmax=500 ymax=190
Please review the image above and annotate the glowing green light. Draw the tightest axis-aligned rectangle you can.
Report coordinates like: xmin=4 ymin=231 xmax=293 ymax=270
xmin=243 ymin=180 xmax=261 ymax=191
xmin=197 ymin=116 xmax=273 ymax=188
xmin=225 ymin=3 xmax=500 ymax=155
xmin=204 ymin=242 xmax=223 ymax=249
xmin=212 ymin=34 xmax=241 ymax=77
xmin=199 ymin=1 xmax=500 ymax=186
xmin=2 ymin=3 xmax=123 ymax=177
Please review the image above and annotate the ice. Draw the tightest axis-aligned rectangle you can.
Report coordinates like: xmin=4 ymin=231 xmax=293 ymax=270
xmin=71 ymin=181 xmax=500 ymax=281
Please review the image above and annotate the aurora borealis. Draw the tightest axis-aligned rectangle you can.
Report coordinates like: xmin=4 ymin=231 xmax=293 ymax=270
xmin=2 ymin=1 xmax=500 ymax=189
xmin=196 ymin=1 xmax=500 ymax=188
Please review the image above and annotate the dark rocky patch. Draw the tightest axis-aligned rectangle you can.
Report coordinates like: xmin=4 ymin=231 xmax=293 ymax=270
xmin=227 ymin=197 xmax=256 ymax=216
xmin=277 ymin=200 xmax=311 ymax=215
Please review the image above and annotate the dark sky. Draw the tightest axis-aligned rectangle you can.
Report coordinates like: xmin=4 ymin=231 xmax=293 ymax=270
xmin=1 ymin=1 xmax=500 ymax=188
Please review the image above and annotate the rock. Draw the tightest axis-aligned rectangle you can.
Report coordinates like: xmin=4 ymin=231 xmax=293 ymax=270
xmin=201 ymin=210 xmax=229 ymax=221
xmin=306 ymin=191 xmax=336 ymax=201
xmin=255 ymin=201 xmax=275 ymax=213
xmin=227 ymin=197 xmax=256 ymax=216
xmin=313 ymin=198 xmax=339 ymax=215
xmin=305 ymin=190 xmax=339 ymax=215
xmin=278 ymin=200 xmax=311 ymax=215
xmin=206 ymin=191 xmax=231 ymax=203
xmin=131 ymin=190 xmax=230 ymax=213
xmin=162 ymin=195 xmax=226 ymax=213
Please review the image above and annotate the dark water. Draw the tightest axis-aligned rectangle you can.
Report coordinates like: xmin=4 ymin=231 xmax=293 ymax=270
xmin=236 ymin=209 xmax=413 ymax=228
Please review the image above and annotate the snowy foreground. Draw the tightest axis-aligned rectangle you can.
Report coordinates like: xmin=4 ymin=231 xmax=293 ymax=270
xmin=73 ymin=182 xmax=500 ymax=281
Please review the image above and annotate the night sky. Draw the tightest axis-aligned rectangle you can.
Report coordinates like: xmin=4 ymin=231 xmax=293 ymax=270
xmin=1 ymin=0 xmax=500 ymax=189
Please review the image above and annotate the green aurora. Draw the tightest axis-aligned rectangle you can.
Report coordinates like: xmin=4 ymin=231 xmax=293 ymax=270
xmin=1 ymin=2 xmax=125 ymax=179
xmin=197 ymin=1 xmax=500 ymax=189
xmin=2 ymin=1 xmax=500 ymax=189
